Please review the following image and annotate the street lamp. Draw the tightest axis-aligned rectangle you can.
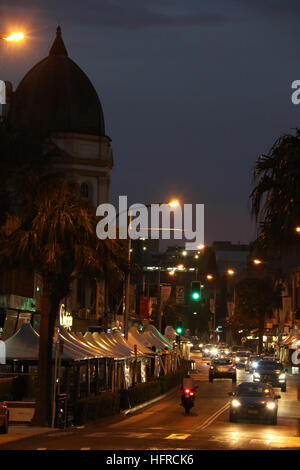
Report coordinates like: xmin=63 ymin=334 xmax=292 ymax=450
xmin=227 ymin=269 xmax=235 ymax=276
xmin=124 ymin=198 xmax=181 ymax=338
xmin=295 ymin=226 xmax=300 ymax=233
xmin=253 ymin=258 xmax=263 ymax=265
xmin=0 ymin=32 xmax=24 ymax=41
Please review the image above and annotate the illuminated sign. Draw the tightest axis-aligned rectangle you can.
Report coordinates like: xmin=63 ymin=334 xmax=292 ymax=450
xmin=59 ymin=304 xmax=73 ymax=329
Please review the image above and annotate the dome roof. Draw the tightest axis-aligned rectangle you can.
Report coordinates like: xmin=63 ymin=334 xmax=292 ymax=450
xmin=9 ymin=26 xmax=105 ymax=137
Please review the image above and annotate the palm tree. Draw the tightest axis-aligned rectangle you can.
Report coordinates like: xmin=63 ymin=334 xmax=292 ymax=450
xmin=250 ymin=129 xmax=300 ymax=254
xmin=232 ymin=278 xmax=282 ymax=353
xmin=0 ymin=171 xmax=125 ymax=425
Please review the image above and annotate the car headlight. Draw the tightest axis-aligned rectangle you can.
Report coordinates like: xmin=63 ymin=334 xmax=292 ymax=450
xmin=252 ymin=362 xmax=258 ymax=368
xmin=253 ymin=372 xmax=260 ymax=378
xmin=235 ymin=357 xmax=240 ymax=362
xmin=279 ymin=373 xmax=286 ymax=380
xmin=266 ymin=402 xmax=276 ymax=410
xmin=204 ymin=349 xmax=209 ymax=353
xmin=211 ymin=349 xmax=218 ymax=355
xmin=232 ymin=399 xmax=241 ymax=408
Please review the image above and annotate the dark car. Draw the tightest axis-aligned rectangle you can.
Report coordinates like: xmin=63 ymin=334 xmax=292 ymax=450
xmin=0 ymin=401 xmax=9 ymax=434
xmin=229 ymin=382 xmax=280 ymax=424
xmin=208 ymin=358 xmax=236 ymax=382
xmin=253 ymin=360 xmax=287 ymax=392
xmin=233 ymin=351 xmax=251 ymax=368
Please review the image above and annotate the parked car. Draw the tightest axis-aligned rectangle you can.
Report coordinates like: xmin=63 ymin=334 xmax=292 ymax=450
xmin=208 ymin=357 xmax=236 ymax=382
xmin=233 ymin=351 xmax=251 ymax=368
xmin=253 ymin=360 xmax=287 ymax=392
xmin=0 ymin=402 xmax=9 ymax=434
xmin=229 ymin=382 xmax=280 ymax=424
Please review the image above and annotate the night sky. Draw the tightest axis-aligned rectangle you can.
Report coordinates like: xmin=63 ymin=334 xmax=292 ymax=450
xmin=1 ymin=1 xmax=300 ymax=246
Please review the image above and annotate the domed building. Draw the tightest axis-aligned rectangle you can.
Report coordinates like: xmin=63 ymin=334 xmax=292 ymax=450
xmin=9 ymin=26 xmax=113 ymax=206
xmin=0 ymin=28 xmax=115 ymax=337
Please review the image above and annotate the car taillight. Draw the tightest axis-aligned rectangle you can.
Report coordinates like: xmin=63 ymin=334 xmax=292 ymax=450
xmin=184 ymin=388 xmax=190 ymax=394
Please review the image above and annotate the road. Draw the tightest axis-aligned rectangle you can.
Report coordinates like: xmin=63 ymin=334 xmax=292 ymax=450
xmin=0 ymin=352 xmax=300 ymax=450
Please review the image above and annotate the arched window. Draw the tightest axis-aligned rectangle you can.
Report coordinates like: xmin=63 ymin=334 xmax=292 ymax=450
xmin=80 ymin=182 xmax=89 ymax=199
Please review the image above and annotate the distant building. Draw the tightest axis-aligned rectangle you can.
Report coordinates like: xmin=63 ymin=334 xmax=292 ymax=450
xmin=212 ymin=241 xmax=250 ymax=276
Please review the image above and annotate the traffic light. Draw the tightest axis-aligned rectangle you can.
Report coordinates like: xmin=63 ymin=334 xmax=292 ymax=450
xmin=191 ymin=281 xmax=201 ymax=301
xmin=176 ymin=321 xmax=183 ymax=334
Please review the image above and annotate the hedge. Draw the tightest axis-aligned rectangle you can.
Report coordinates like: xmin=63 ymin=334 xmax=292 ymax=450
xmin=73 ymin=366 xmax=188 ymax=425
xmin=74 ymin=391 xmax=121 ymax=426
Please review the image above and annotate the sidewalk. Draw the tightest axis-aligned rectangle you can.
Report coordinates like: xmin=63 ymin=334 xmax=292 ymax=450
xmin=0 ymin=424 xmax=60 ymax=446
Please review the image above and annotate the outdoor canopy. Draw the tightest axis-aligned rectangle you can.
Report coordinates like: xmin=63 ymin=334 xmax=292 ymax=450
xmin=142 ymin=325 xmax=173 ymax=350
xmin=128 ymin=327 xmax=155 ymax=355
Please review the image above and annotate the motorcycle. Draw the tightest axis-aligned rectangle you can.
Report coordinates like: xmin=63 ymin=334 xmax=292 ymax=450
xmin=181 ymin=387 xmax=195 ymax=414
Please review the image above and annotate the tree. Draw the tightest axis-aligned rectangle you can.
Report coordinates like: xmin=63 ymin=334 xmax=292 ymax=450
xmin=250 ymin=129 xmax=300 ymax=255
xmin=231 ymin=278 xmax=282 ymax=353
xmin=0 ymin=122 xmax=127 ymax=425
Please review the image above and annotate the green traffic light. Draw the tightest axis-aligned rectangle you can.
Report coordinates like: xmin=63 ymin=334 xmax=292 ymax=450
xmin=192 ymin=292 xmax=200 ymax=300
xmin=176 ymin=327 xmax=183 ymax=334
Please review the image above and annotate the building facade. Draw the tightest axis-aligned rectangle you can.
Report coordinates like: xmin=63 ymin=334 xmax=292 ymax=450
xmin=0 ymin=27 xmax=114 ymax=337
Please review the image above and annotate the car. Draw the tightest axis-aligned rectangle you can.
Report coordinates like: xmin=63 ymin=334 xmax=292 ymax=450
xmin=228 ymin=382 xmax=280 ymax=424
xmin=233 ymin=351 xmax=251 ymax=368
xmin=261 ymin=355 xmax=276 ymax=361
xmin=202 ymin=344 xmax=214 ymax=358
xmin=245 ymin=355 xmax=262 ymax=372
xmin=208 ymin=357 xmax=236 ymax=382
xmin=0 ymin=402 xmax=9 ymax=434
xmin=190 ymin=338 xmax=203 ymax=352
xmin=253 ymin=360 xmax=287 ymax=392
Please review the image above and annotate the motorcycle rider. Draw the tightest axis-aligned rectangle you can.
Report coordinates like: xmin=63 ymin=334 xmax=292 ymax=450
xmin=181 ymin=373 xmax=195 ymax=407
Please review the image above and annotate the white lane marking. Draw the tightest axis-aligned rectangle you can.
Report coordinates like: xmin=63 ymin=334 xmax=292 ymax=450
xmin=195 ymin=402 xmax=230 ymax=431
xmin=165 ymin=433 xmax=191 ymax=440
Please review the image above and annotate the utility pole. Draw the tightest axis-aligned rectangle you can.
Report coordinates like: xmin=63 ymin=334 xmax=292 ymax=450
xmin=124 ymin=214 xmax=132 ymax=340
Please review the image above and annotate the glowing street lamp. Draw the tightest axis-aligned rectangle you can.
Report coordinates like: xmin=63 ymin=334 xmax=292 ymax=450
xmin=227 ymin=269 xmax=235 ymax=276
xmin=168 ymin=199 xmax=180 ymax=208
xmin=253 ymin=259 xmax=262 ymax=265
xmin=1 ymin=32 xmax=24 ymax=41
xmin=206 ymin=274 xmax=213 ymax=280
xmin=295 ymin=226 xmax=300 ymax=233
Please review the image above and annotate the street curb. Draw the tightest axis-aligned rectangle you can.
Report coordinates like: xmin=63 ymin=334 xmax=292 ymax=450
xmin=121 ymin=388 xmax=177 ymax=416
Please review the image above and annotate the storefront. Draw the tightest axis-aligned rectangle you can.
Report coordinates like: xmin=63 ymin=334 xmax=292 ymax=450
xmin=0 ymin=294 xmax=38 ymax=340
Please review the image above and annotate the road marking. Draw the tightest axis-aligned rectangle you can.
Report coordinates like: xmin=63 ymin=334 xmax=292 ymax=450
xmin=80 ymin=447 xmax=91 ymax=450
xmin=194 ymin=402 xmax=230 ymax=431
xmin=36 ymin=448 xmax=47 ymax=450
xmin=165 ymin=433 xmax=191 ymax=440
xmin=125 ymin=433 xmax=152 ymax=438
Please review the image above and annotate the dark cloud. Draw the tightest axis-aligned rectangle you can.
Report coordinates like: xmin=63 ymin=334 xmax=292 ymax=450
xmin=0 ymin=0 xmax=231 ymax=30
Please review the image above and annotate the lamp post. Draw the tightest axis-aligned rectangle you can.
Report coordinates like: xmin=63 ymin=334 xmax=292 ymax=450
xmin=122 ymin=199 xmax=180 ymax=339
xmin=0 ymin=32 xmax=24 ymax=41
